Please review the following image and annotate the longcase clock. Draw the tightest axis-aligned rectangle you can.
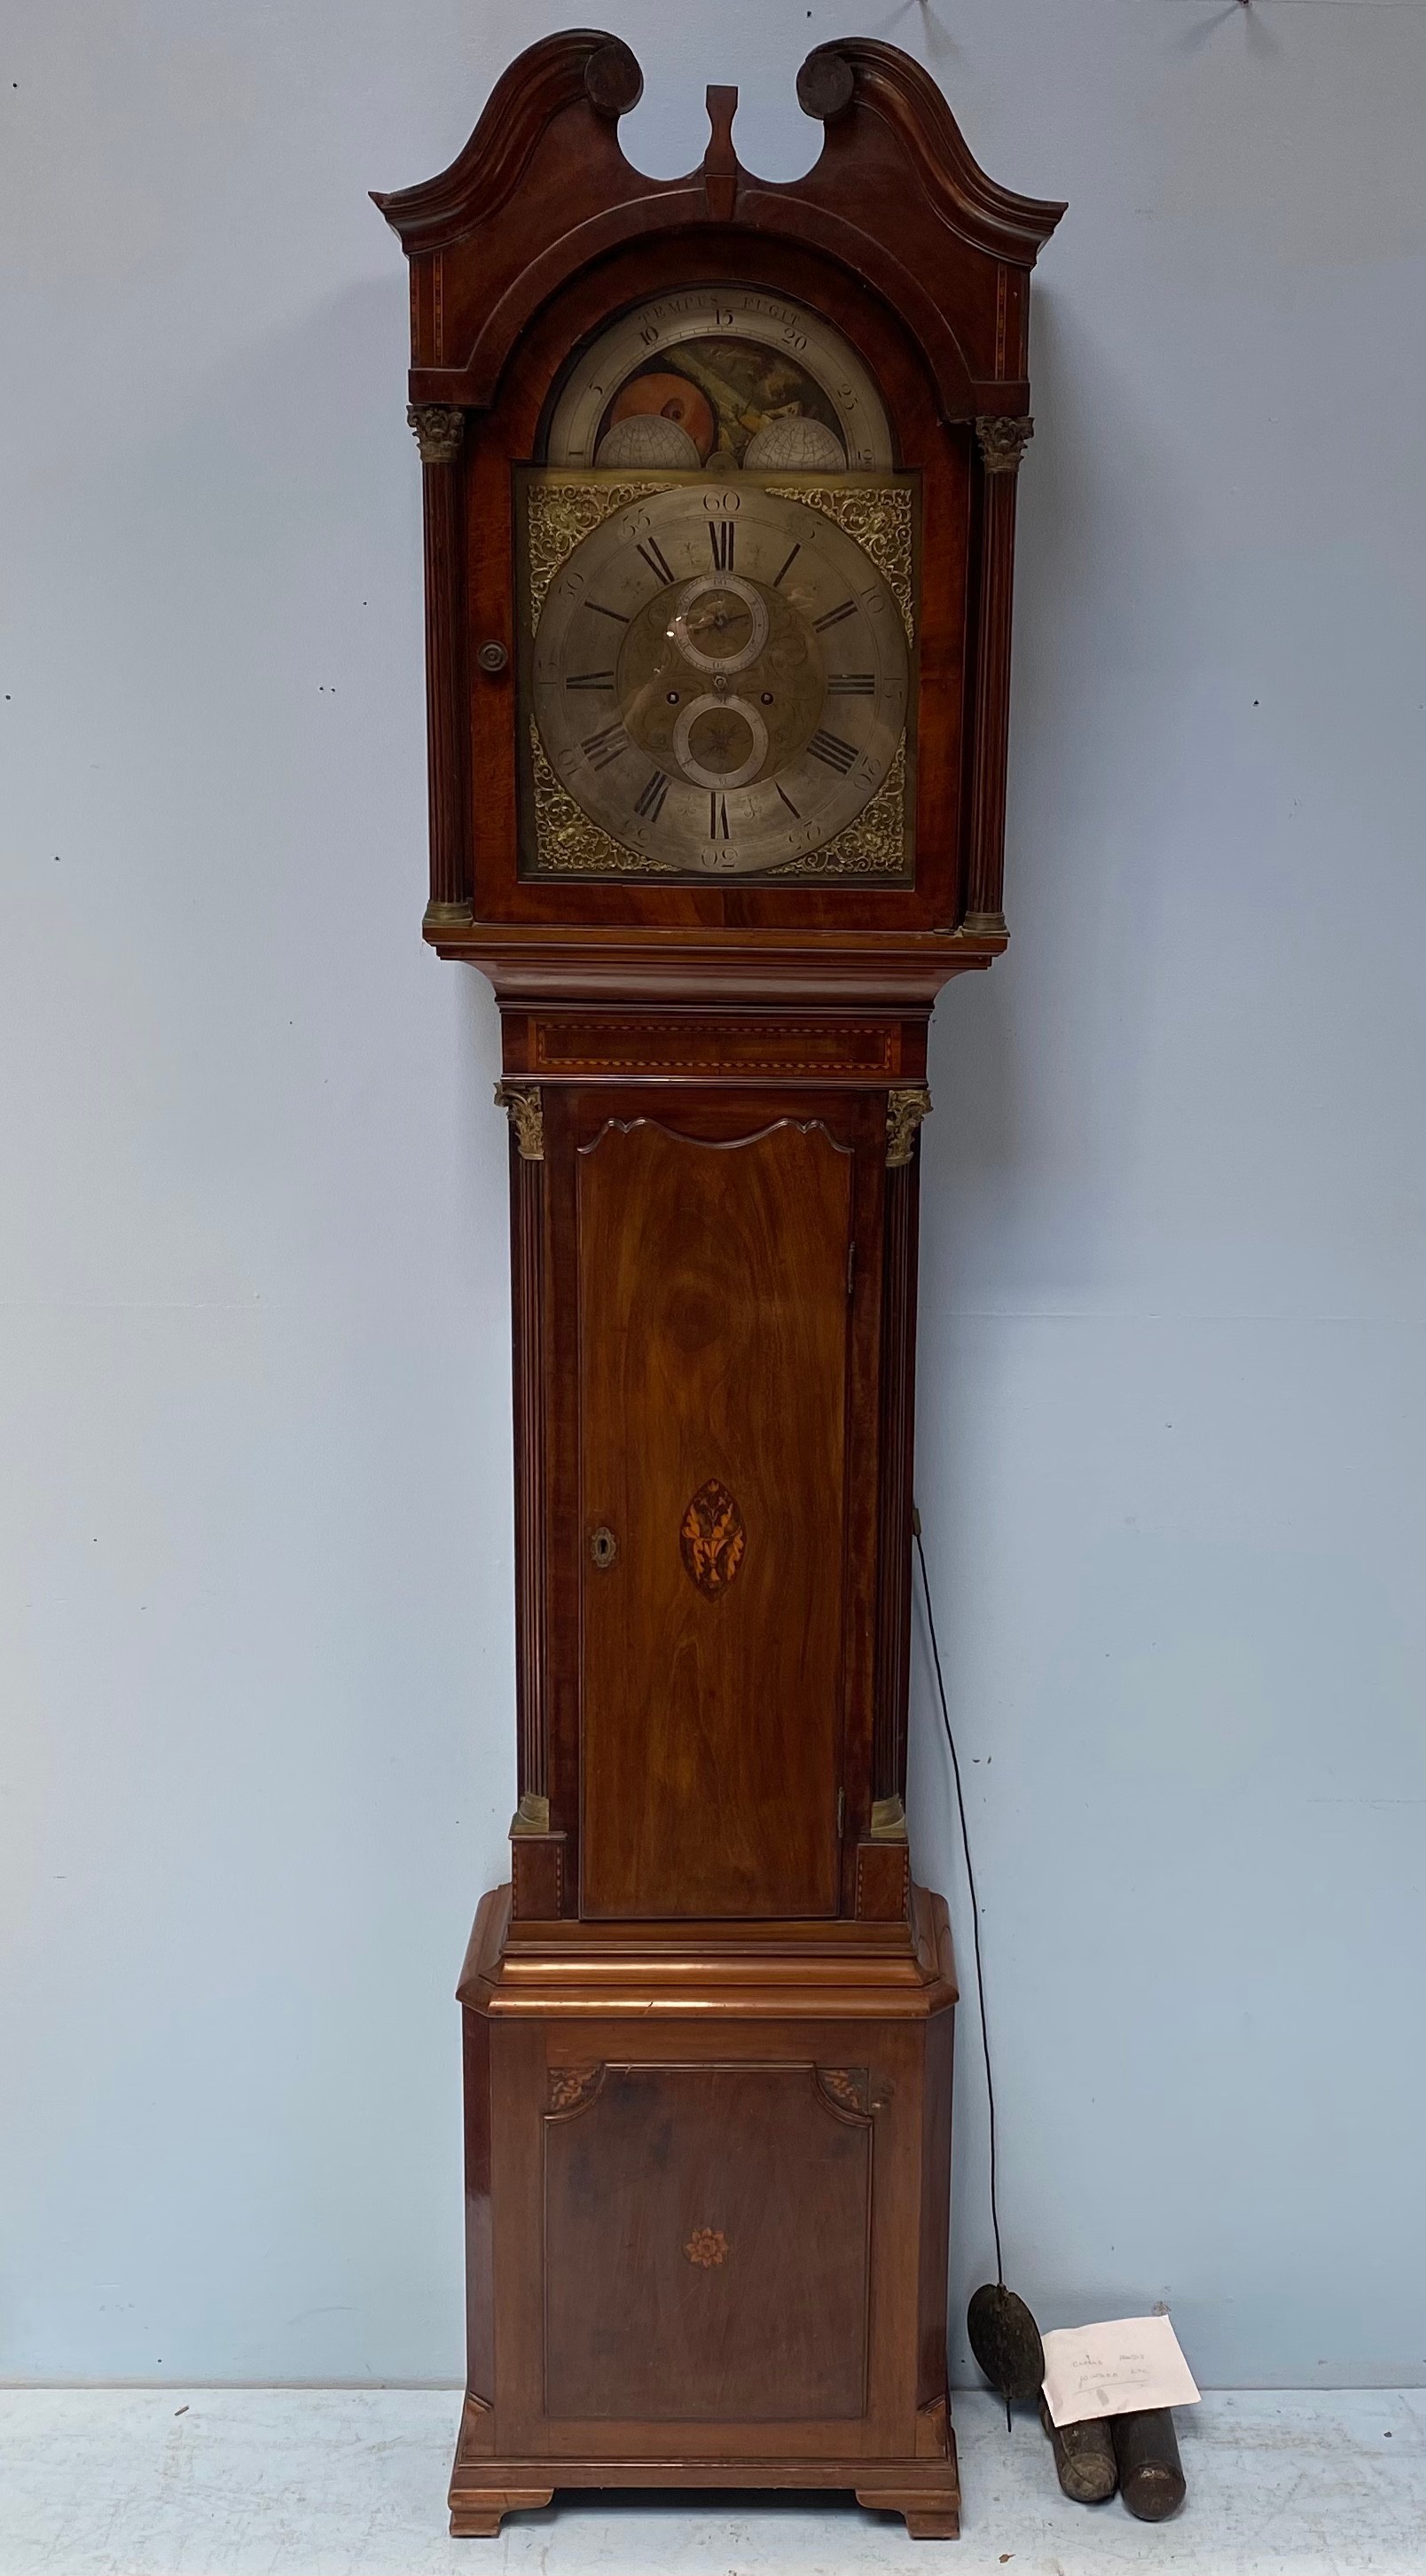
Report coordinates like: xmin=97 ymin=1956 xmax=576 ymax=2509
xmin=375 ymin=33 xmax=1062 ymax=2541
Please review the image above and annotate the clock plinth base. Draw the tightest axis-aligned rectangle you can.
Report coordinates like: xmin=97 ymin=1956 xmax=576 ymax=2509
xmin=448 ymin=2431 xmax=960 ymax=2541
xmin=452 ymin=1885 xmax=960 ymax=2541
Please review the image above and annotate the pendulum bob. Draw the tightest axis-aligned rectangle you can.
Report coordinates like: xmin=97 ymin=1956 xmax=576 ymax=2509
xmin=966 ymin=2283 xmax=1045 ymax=2405
xmin=1112 ymin=2407 xmax=1187 ymax=2521
xmin=1038 ymin=2397 xmax=1117 ymax=2502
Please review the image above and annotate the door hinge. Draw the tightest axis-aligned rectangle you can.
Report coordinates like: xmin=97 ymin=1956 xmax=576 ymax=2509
xmin=837 ymin=1788 xmax=846 ymax=1838
xmin=846 ymin=1240 xmax=856 ymax=1299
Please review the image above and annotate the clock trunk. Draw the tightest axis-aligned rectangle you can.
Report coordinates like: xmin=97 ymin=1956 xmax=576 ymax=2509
xmin=576 ymin=1100 xmax=853 ymax=1920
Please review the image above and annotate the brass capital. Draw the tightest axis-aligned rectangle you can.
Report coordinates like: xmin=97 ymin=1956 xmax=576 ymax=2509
xmin=494 ymin=1082 xmax=545 ymax=1162
xmin=975 ymin=415 xmax=1033 ymax=475
xmin=407 ymin=402 xmax=465 ymax=466
xmin=869 ymin=1794 xmax=908 ymax=1844
xmin=886 ymin=1086 xmax=932 ymax=1169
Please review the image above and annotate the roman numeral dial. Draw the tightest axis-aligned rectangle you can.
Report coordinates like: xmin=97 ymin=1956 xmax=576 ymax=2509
xmin=525 ymin=471 xmax=913 ymax=881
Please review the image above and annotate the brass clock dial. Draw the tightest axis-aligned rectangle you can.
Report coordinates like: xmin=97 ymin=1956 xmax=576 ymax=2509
xmin=522 ymin=474 xmax=913 ymax=881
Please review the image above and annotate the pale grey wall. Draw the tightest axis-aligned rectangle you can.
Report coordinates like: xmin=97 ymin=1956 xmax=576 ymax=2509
xmin=2 ymin=0 xmax=1422 ymax=2387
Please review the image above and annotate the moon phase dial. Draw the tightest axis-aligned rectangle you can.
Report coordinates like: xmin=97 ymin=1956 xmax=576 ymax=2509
xmin=526 ymin=479 xmax=913 ymax=880
xmin=543 ymin=283 xmax=895 ymax=472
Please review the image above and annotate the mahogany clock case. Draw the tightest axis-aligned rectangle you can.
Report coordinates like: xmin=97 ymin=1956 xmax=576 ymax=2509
xmin=375 ymin=30 xmax=1062 ymax=2541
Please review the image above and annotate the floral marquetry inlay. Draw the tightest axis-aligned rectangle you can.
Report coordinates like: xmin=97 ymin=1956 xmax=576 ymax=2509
xmin=680 ymin=1479 xmax=747 ymax=1599
xmin=684 ymin=2227 xmax=729 ymax=2268
xmin=817 ymin=2066 xmax=871 ymax=2118
xmin=547 ymin=2066 xmax=604 ymax=2114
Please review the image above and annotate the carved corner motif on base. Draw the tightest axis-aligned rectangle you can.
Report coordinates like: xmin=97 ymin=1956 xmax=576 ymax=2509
xmin=816 ymin=2065 xmax=871 ymax=2119
xmin=546 ymin=2065 xmax=605 ymax=2116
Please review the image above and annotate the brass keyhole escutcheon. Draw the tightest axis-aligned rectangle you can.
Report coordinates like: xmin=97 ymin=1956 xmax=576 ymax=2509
xmin=589 ymin=1525 xmax=618 ymax=1570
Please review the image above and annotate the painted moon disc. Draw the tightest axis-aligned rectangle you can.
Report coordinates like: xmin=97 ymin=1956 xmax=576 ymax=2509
xmin=608 ymin=369 xmax=717 ymax=462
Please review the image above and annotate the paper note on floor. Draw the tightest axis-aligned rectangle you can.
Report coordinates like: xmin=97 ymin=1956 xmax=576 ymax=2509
xmin=1040 ymin=2314 xmax=1201 ymax=2429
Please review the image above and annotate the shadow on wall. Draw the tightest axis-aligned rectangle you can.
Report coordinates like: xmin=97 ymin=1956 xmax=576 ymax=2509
xmin=909 ymin=287 xmax=1210 ymax=2380
xmin=922 ymin=283 xmax=1208 ymax=1302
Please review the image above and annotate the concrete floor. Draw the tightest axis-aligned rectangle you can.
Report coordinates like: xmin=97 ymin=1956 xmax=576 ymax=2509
xmin=0 ymin=2387 xmax=1422 ymax=2575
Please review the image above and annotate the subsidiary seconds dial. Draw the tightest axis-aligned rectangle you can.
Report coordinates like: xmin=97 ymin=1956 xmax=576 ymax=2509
xmin=529 ymin=480 xmax=909 ymax=878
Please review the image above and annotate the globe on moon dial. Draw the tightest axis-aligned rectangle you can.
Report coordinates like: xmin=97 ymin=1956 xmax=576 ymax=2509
xmin=527 ymin=480 xmax=911 ymax=878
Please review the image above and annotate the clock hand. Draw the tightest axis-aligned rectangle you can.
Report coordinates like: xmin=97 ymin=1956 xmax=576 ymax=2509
xmin=685 ymin=601 xmax=747 ymax=638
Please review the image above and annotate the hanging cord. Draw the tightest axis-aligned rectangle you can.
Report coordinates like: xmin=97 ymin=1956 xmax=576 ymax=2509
xmin=913 ymin=1506 xmax=1005 ymax=2294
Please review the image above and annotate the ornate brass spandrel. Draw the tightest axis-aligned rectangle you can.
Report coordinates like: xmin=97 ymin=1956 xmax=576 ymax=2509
xmin=529 ymin=722 xmax=680 ymax=876
xmin=763 ymin=479 xmax=915 ymax=640
xmin=407 ymin=402 xmax=466 ymax=465
xmin=764 ymin=734 xmax=911 ymax=881
xmin=885 ymin=1085 xmax=932 ymax=1168
xmin=524 ymin=480 xmax=662 ymax=628
xmin=494 ymin=1082 xmax=545 ymax=1161
xmin=532 ymin=719 xmax=911 ymax=885
xmin=974 ymin=415 xmax=1033 ymax=476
